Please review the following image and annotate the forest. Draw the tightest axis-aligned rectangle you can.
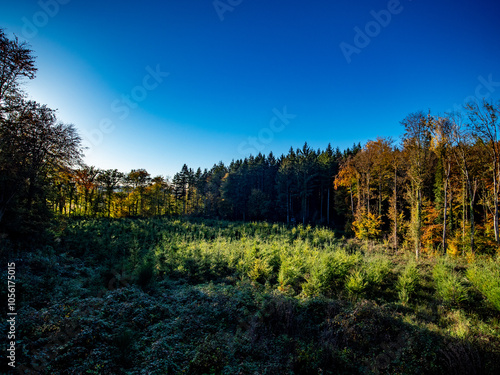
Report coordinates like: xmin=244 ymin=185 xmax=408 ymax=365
xmin=3 ymin=90 xmax=500 ymax=260
xmin=2 ymin=26 xmax=499 ymax=259
xmin=1 ymin=28 xmax=500 ymax=374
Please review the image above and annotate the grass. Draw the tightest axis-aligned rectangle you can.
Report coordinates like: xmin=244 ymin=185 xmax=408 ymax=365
xmin=1 ymin=217 xmax=499 ymax=374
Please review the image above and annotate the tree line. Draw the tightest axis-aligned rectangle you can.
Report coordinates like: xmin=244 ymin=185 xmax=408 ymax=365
xmin=0 ymin=29 xmax=82 ymax=238
xmin=1 ymin=28 xmax=498 ymax=256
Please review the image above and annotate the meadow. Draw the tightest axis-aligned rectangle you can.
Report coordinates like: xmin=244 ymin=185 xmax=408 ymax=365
xmin=2 ymin=218 xmax=499 ymax=374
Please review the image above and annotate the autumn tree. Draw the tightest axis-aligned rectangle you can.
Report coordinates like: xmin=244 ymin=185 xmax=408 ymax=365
xmin=127 ymin=169 xmax=151 ymax=215
xmin=367 ymin=137 xmax=393 ymax=218
xmin=74 ymin=166 xmax=100 ymax=215
xmin=446 ymin=112 xmax=482 ymax=254
xmin=352 ymin=207 xmax=383 ymax=241
xmin=97 ymin=169 xmax=124 ymax=217
xmin=49 ymin=167 xmax=76 ymax=215
xmin=149 ymin=176 xmax=168 ymax=216
xmin=387 ymin=146 xmax=405 ymax=250
xmin=2 ymin=100 xmax=82 ymax=229
xmin=353 ymin=143 xmax=374 ymax=215
xmin=0 ymin=30 xmax=82 ymax=237
xmin=434 ymin=117 xmax=458 ymax=254
xmin=0 ymin=28 xmax=36 ymax=102
xmin=465 ymin=99 xmax=500 ymax=244
xmin=402 ymin=112 xmax=434 ymax=260
xmin=334 ymin=155 xmax=359 ymax=223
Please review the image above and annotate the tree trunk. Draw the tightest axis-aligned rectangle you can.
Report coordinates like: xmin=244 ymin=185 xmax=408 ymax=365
xmin=462 ymin=177 xmax=466 ymax=255
xmin=468 ymin=178 xmax=477 ymax=254
xmin=442 ymin=162 xmax=450 ymax=254
xmin=415 ymin=188 xmax=422 ymax=260
xmin=393 ymin=166 xmax=398 ymax=251
xmin=378 ymin=180 xmax=382 ymax=217
xmin=356 ymin=178 xmax=360 ymax=215
xmin=366 ymin=174 xmax=371 ymax=214
xmin=350 ymin=183 xmax=354 ymax=217
xmin=494 ymin=173 xmax=499 ymax=243
xmin=449 ymin=189 xmax=453 ymax=234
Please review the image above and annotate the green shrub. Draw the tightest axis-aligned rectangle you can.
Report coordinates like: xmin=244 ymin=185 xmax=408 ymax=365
xmin=189 ymin=334 xmax=226 ymax=374
xmin=433 ymin=258 xmax=467 ymax=306
xmin=302 ymin=248 xmax=360 ymax=297
xmin=15 ymin=217 xmax=500 ymax=374
xmin=278 ymin=254 xmax=306 ymax=294
xmin=345 ymin=269 xmax=367 ymax=299
xmin=248 ymin=258 xmax=272 ymax=284
xmin=396 ymin=261 xmax=420 ymax=306
xmin=467 ymin=257 xmax=500 ymax=311
xmin=364 ymin=255 xmax=391 ymax=286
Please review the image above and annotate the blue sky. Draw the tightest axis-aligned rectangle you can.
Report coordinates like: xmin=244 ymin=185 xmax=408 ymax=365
xmin=1 ymin=0 xmax=499 ymax=178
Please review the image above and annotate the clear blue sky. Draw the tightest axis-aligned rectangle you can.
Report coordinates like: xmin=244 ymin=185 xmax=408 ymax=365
xmin=2 ymin=0 xmax=499 ymax=178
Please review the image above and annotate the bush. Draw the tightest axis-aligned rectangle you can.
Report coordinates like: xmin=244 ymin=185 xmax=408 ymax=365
xmin=352 ymin=209 xmax=383 ymax=241
xmin=396 ymin=261 xmax=420 ymax=306
xmin=302 ymin=248 xmax=360 ymax=297
xmin=11 ymin=217 xmax=500 ymax=374
xmin=345 ymin=269 xmax=367 ymax=299
xmin=364 ymin=255 xmax=391 ymax=287
xmin=467 ymin=257 xmax=500 ymax=311
xmin=189 ymin=334 xmax=226 ymax=374
xmin=278 ymin=254 xmax=306 ymax=294
xmin=433 ymin=258 xmax=468 ymax=306
xmin=248 ymin=258 xmax=272 ymax=284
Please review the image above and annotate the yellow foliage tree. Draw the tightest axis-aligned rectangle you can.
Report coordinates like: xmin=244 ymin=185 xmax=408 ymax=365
xmin=352 ymin=208 xmax=383 ymax=240
xmin=421 ymin=198 xmax=443 ymax=252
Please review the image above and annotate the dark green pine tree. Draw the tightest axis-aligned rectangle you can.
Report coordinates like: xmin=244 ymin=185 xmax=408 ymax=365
xmin=276 ymin=147 xmax=297 ymax=224
xmin=296 ymin=142 xmax=318 ymax=224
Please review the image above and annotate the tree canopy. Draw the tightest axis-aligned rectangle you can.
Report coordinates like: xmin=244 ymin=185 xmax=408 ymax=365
xmin=1 ymin=28 xmax=499 ymax=257
xmin=0 ymin=29 xmax=83 ymax=238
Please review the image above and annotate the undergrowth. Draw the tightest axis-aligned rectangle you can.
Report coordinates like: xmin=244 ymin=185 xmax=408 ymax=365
xmin=1 ymin=217 xmax=499 ymax=374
